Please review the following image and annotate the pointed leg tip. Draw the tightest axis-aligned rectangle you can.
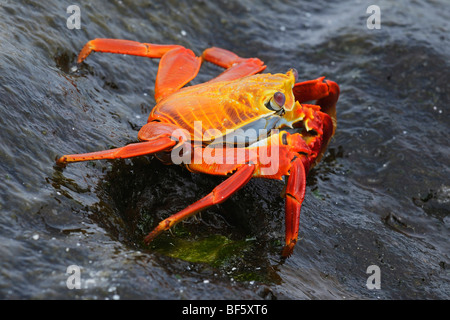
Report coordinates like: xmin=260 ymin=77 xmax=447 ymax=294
xmin=144 ymin=227 xmax=163 ymax=245
xmin=77 ymin=51 xmax=89 ymax=64
xmin=55 ymin=156 xmax=68 ymax=167
xmin=281 ymin=240 xmax=297 ymax=258
xmin=143 ymin=234 xmax=155 ymax=245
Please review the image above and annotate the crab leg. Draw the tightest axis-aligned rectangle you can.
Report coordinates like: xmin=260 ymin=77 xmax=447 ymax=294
xmin=282 ymin=157 xmax=308 ymax=258
xmin=293 ymin=77 xmax=340 ymax=120
xmin=154 ymin=47 xmax=202 ymax=102
xmin=77 ymin=38 xmax=183 ymax=63
xmin=202 ymin=47 xmax=266 ymax=82
xmin=56 ymin=121 xmax=188 ymax=165
xmin=144 ymin=163 xmax=255 ymax=244
xmin=76 ymin=38 xmax=202 ymax=102
xmin=56 ymin=136 xmax=176 ymax=165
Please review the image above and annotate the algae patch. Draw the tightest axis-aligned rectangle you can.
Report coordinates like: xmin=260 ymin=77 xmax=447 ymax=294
xmin=152 ymin=234 xmax=252 ymax=267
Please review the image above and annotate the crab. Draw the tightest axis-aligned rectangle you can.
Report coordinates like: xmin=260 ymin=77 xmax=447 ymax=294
xmin=57 ymin=38 xmax=339 ymax=257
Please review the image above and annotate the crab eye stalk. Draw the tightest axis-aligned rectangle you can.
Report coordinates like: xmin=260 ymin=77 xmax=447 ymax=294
xmin=291 ymin=68 xmax=298 ymax=82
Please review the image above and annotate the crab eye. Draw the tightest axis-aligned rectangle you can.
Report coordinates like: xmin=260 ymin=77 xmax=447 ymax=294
xmin=273 ymin=91 xmax=285 ymax=107
xmin=266 ymin=91 xmax=286 ymax=111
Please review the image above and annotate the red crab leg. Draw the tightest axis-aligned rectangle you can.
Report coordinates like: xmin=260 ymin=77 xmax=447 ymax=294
xmin=155 ymin=46 xmax=202 ymax=102
xmin=315 ymin=79 xmax=340 ymax=117
xmin=282 ymin=157 xmax=307 ymax=258
xmin=76 ymin=38 xmax=202 ymax=102
xmin=293 ymin=77 xmax=329 ymax=102
xmin=293 ymin=77 xmax=340 ymax=118
xmin=144 ymin=163 xmax=255 ymax=244
xmin=56 ymin=121 xmax=187 ymax=166
xmin=77 ymin=38 xmax=183 ymax=63
xmin=56 ymin=136 xmax=176 ymax=165
xmin=202 ymin=47 xmax=266 ymax=83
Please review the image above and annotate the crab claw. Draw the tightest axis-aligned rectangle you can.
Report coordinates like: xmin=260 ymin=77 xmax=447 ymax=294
xmin=293 ymin=77 xmax=339 ymax=127
xmin=283 ymin=132 xmax=311 ymax=155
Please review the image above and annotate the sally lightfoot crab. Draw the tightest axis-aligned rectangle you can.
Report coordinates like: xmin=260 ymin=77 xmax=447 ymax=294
xmin=57 ymin=38 xmax=339 ymax=257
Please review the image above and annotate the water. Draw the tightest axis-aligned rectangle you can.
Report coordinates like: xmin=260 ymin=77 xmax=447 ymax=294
xmin=0 ymin=0 xmax=449 ymax=299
